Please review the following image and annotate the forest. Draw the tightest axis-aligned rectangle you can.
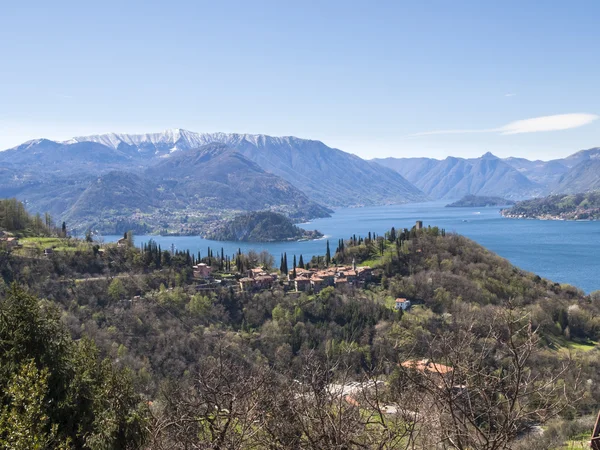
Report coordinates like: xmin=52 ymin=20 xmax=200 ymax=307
xmin=1 ymin=198 xmax=600 ymax=449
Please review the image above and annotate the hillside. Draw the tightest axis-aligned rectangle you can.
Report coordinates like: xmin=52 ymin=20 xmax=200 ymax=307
xmin=502 ymin=191 xmax=600 ymax=220
xmin=2 ymin=221 xmax=598 ymax=448
xmin=553 ymin=160 xmax=600 ymax=194
xmin=58 ymin=145 xmax=332 ymax=234
xmin=204 ymin=211 xmax=323 ymax=242
xmin=146 ymin=144 xmax=331 ymax=221
xmin=446 ymin=194 xmax=514 ymax=207
xmin=503 ymin=157 xmax=569 ymax=185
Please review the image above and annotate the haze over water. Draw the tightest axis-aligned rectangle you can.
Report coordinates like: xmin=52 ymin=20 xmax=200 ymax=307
xmin=105 ymin=202 xmax=600 ymax=293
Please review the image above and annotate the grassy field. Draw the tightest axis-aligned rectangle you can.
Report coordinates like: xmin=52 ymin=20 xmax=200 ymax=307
xmin=17 ymin=237 xmax=92 ymax=254
xmin=546 ymin=335 xmax=597 ymax=353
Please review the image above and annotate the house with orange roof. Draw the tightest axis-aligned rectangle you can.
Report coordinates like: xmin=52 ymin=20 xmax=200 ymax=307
xmin=316 ymin=271 xmax=335 ymax=286
xmin=239 ymin=277 xmax=254 ymax=291
xmin=248 ymin=267 xmax=267 ymax=278
xmin=295 ymin=276 xmax=311 ymax=292
xmin=310 ymin=277 xmax=325 ymax=293
xmin=334 ymin=277 xmax=348 ymax=287
xmin=395 ymin=298 xmax=411 ymax=311
xmin=356 ymin=266 xmax=372 ymax=280
xmin=254 ymin=275 xmax=274 ymax=289
xmin=401 ymin=359 xmax=453 ymax=376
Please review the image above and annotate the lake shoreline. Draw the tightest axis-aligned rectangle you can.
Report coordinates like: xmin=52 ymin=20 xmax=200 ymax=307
xmin=102 ymin=201 xmax=600 ymax=293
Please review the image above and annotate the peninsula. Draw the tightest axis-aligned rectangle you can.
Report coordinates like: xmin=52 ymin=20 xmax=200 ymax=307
xmin=204 ymin=211 xmax=324 ymax=242
xmin=501 ymin=191 xmax=600 ymax=220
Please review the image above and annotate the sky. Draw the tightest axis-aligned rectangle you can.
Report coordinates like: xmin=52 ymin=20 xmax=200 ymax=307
xmin=1 ymin=0 xmax=600 ymax=160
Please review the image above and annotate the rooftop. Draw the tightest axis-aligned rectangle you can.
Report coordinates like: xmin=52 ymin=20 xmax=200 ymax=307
xmin=401 ymin=359 xmax=453 ymax=375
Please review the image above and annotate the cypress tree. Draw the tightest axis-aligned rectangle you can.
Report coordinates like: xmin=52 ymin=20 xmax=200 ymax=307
xmin=326 ymin=240 xmax=331 ymax=266
xmin=298 ymin=254 xmax=304 ymax=269
xmin=292 ymin=255 xmax=297 ymax=278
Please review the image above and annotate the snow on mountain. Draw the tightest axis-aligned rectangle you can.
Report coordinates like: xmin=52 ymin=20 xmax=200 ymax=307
xmin=66 ymin=128 xmax=315 ymax=157
xmin=60 ymin=129 xmax=427 ymax=207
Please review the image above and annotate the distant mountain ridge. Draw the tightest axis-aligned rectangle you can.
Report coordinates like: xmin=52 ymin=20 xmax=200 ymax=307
xmin=373 ymin=147 xmax=600 ymax=200
xmin=373 ymin=152 xmax=542 ymax=200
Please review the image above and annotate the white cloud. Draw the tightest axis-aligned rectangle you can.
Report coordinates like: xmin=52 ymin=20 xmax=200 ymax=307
xmin=409 ymin=113 xmax=598 ymax=137
xmin=505 ymin=93 xmax=516 ymax=97
xmin=498 ymin=113 xmax=598 ymax=134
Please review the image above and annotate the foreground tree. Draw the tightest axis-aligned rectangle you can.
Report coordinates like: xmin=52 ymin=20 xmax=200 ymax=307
xmin=0 ymin=284 xmax=148 ymax=448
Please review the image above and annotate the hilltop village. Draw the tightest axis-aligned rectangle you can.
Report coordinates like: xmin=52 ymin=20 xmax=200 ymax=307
xmin=235 ymin=261 xmax=372 ymax=293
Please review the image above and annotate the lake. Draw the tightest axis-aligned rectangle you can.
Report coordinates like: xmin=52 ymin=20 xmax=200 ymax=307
xmin=102 ymin=201 xmax=600 ymax=293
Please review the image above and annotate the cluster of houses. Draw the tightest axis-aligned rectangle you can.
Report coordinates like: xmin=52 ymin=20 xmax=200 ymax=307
xmin=290 ymin=261 xmax=372 ymax=293
xmin=238 ymin=268 xmax=280 ymax=291
xmin=236 ymin=260 xmax=373 ymax=293
xmin=0 ymin=231 xmax=20 ymax=250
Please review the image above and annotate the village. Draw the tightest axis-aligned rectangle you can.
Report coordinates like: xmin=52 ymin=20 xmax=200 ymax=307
xmin=192 ymin=259 xmax=414 ymax=313
xmin=191 ymin=259 xmax=373 ymax=292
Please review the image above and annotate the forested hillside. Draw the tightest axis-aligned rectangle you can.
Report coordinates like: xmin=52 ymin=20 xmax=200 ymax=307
xmin=1 ymin=200 xmax=599 ymax=448
xmin=502 ymin=191 xmax=600 ymax=220
xmin=446 ymin=194 xmax=514 ymax=207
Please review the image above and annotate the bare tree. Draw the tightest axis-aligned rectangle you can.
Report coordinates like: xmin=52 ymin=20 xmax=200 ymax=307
xmin=400 ymin=306 xmax=582 ymax=450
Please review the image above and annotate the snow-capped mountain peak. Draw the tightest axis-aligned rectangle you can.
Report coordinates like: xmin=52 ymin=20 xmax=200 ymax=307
xmin=64 ymin=129 xmax=320 ymax=157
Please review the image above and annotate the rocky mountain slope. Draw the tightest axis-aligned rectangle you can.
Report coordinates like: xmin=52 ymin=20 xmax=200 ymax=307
xmin=553 ymin=160 xmax=600 ymax=194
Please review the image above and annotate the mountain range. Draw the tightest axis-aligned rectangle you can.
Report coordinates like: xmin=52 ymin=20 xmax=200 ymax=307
xmin=3 ymin=127 xmax=600 ymax=234
xmin=0 ymin=129 xmax=425 ymax=234
xmin=373 ymin=147 xmax=600 ymax=200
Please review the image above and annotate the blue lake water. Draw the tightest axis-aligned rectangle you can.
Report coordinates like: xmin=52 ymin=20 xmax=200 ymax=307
xmin=103 ymin=201 xmax=600 ymax=293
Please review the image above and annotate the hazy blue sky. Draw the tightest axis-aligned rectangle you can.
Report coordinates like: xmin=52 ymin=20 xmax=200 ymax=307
xmin=1 ymin=0 xmax=599 ymax=160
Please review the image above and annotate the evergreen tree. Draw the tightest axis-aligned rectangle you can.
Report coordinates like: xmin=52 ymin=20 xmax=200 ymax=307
xmin=325 ymin=240 xmax=331 ymax=266
xmin=292 ymin=255 xmax=297 ymax=278
xmin=298 ymin=254 xmax=304 ymax=269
